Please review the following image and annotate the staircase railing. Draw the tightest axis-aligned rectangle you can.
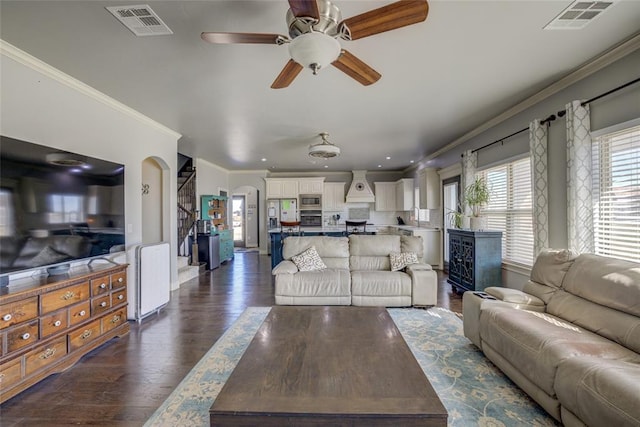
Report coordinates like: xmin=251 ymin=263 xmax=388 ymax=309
xmin=177 ymin=168 xmax=196 ymax=256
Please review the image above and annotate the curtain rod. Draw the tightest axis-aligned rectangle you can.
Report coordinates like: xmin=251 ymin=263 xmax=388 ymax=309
xmin=468 ymin=76 xmax=640 ymax=156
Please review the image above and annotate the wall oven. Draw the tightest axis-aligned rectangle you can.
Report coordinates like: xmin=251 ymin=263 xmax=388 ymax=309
xmin=299 ymin=194 xmax=322 ymax=210
xmin=300 ymin=210 xmax=322 ymax=227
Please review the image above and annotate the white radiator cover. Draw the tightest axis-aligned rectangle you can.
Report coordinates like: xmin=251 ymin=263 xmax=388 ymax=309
xmin=136 ymin=242 xmax=171 ymax=321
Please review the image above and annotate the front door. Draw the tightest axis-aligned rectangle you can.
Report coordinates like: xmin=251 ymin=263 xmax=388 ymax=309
xmin=233 ymin=195 xmax=245 ymax=247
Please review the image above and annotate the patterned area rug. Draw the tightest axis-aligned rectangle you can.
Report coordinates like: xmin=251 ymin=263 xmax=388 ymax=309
xmin=145 ymin=307 xmax=558 ymax=426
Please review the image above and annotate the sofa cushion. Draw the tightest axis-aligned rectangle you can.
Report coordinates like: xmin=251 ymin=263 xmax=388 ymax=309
xmin=291 ymin=246 xmax=326 ymax=271
xmin=272 ymin=260 xmax=298 ymax=275
xmin=282 ymin=236 xmax=349 ymax=270
xmin=275 ymin=269 xmax=351 ymax=298
xmin=400 ymin=235 xmax=424 ymax=259
xmin=560 ymin=254 xmax=640 ymax=317
xmin=349 ymin=235 xmax=400 ymax=271
xmin=351 ymin=271 xmax=412 ymax=298
xmin=389 ymin=252 xmax=419 ymax=271
xmin=555 ymin=356 xmax=640 ymax=427
xmin=485 ymin=287 xmax=545 ymax=308
xmin=479 ymin=306 xmax=639 ymax=397
xmin=529 ymin=248 xmax=579 ymax=289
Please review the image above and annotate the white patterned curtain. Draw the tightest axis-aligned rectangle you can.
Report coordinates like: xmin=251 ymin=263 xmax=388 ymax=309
xmin=566 ymin=100 xmax=594 ymax=253
xmin=529 ymin=119 xmax=549 ymax=256
xmin=460 ymin=150 xmax=477 ymax=215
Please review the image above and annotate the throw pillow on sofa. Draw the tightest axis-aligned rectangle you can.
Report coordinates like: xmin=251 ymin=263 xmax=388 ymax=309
xmin=389 ymin=252 xmax=419 ymax=271
xmin=291 ymin=246 xmax=327 ymax=271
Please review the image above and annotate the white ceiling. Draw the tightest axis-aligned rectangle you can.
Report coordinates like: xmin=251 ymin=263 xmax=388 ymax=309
xmin=1 ymin=1 xmax=639 ymax=172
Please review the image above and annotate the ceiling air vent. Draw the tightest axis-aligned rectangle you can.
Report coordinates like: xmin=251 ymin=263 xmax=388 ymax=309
xmin=106 ymin=5 xmax=173 ymax=36
xmin=544 ymin=1 xmax=615 ymax=30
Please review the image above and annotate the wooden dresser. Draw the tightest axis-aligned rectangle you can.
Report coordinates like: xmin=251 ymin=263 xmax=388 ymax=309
xmin=0 ymin=263 xmax=130 ymax=403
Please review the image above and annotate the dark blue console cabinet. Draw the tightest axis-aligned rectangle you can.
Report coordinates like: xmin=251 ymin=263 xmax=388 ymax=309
xmin=447 ymin=228 xmax=502 ymax=293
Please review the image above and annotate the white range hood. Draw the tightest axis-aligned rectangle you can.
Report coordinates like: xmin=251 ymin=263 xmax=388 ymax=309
xmin=346 ymin=170 xmax=375 ymax=203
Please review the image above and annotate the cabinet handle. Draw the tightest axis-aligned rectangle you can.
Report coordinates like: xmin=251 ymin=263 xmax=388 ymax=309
xmin=117 ymin=295 xmax=124 ymax=300
xmin=110 ymin=315 xmax=121 ymax=324
xmin=54 ymin=320 xmax=62 ymax=327
xmin=100 ymin=302 xmax=107 ymax=308
xmin=39 ymin=348 xmax=56 ymax=360
xmin=79 ymin=310 xmax=86 ymax=317
xmin=2 ymin=314 xmax=11 ymax=322
xmin=80 ymin=330 xmax=92 ymax=340
xmin=61 ymin=291 xmax=75 ymax=300
xmin=117 ymin=277 xmax=124 ymax=283
xmin=21 ymin=332 xmax=31 ymax=340
xmin=99 ymin=283 xmax=107 ymax=289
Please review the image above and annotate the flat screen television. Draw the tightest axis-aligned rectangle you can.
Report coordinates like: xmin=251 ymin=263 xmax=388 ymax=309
xmin=0 ymin=136 xmax=125 ymax=282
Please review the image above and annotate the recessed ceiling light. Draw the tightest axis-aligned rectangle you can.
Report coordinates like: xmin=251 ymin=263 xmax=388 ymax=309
xmin=324 ymin=165 xmax=329 ymax=168
xmin=386 ymin=156 xmax=391 ymax=160
xmin=261 ymin=158 xmax=267 ymax=162
xmin=410 ymin=160 xmax=415 ymax=164
xmin=377 ymin=164 xmax=382 ymax=168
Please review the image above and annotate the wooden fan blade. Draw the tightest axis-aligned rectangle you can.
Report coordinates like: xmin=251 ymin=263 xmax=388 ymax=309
xmin=271 ymin=60 xmax=304 ymax=89
xmin=288 ymin=0 xmax=320 ymax=19
xmin=201 ymin=32 xmax=287 ymax=44
xmin=339 ymin=0 xmax=429 ymax=41
xmin=332 ymin=50 xmax=381 ymax=86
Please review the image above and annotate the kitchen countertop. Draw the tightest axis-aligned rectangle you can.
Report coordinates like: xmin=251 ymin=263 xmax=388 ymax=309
xmin=268 ymin=225 xmax=440 ymax=233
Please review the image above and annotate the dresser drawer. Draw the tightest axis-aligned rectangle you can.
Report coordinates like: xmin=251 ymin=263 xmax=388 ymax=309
xmin=0 ymin=357 xmax=22 ymax=391
xmin=40 ymin=282 xmax=90 ymax=314
xmin=103 ymin=307 xmax=127 ymax=333
xmin=68 ymin=319 xmax=101 ymax=351
xmin=1 ymin=297 xmax=38 ymax=330
xmin=69 ymin=301 xmax=91 ymax=326
xmin=91 ymin=295 xmax=111 ymax=316
xmin=40 ymin=310 xmax=69 ymax=338
xmin=111 ymin=271 xmax=126 ymax=290
xmin=6 ymin=320 xmax=39 ymax=354
xmin=112 ymin=289 xmax=127 ymax=306
xmin=25 ymin=336 xmax=67 ymax=376
xmin=90 ymin=275 xmax=111 ymax=296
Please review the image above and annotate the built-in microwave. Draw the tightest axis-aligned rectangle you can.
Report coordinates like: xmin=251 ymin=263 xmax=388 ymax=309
xmin=299 ymin=194 xmax=322 ymax=210
xmin=300 ymin=210 xmax=322 ymax=226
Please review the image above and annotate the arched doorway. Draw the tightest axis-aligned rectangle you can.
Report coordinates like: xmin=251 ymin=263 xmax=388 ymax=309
xmin=141 ymin=157 xmax=170 ymax=244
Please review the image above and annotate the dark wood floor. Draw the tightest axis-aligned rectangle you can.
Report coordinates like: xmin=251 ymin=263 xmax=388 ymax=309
xmin=0 ymin=252 xmax=461 ymax=426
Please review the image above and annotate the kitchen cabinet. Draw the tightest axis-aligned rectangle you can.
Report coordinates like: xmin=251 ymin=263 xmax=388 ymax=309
xmin=323 ymin=182 xmax=345 ymax=211
xmin=265 ymin=179 xmax=299 ymax=199
xmin=374 ymin=182 xmax=396 ymax=212
xmin=447 ymin=229 xmax=502 ymax=293
xmin=418 ymin=168 xmax=440 ymax=209
xmin=298 ymin=178 xmax=324 ymax=195
xmin=395 ymin=178 xmax=414 ymax=211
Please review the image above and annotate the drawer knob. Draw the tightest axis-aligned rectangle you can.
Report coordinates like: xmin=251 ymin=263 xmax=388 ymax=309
xmin=21 ymin=332 xmax=31 ymax=340
xmin=79 ymin=310 xmax=87 ymax=317
xmin=54 ymin=320 xmax=62 ymax=327
xmin=62 ymin=291 xmax=76 ymax=300
xmin=40 ymin=348 xmax=57 ymax=360
xmin=100 ymin=301 xmax=107 ymax=307
xmin=99 ymin=283 xmax=107 ymax=289
xmin=117 ymin=277 xmax=124 ymax=283
xmin=81 ymin=330 xmax=92 ymax=340
xmin=117 ymin=295 xmax=124 ymax=300
xmin=2 ymin=314 xmax=11 ymax=322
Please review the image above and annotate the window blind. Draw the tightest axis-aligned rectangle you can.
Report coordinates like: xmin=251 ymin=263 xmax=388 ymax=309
xmin=476 ymin=157 xmax=533 ymax=266
xmin=592 ymin=125 xmax=640 ymax=263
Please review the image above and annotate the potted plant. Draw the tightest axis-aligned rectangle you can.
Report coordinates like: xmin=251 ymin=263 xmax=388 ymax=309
xmin=446 ymin=201 xmax=469 ymax=229
xmin=464 ymin=177 xmax=491 ymax=230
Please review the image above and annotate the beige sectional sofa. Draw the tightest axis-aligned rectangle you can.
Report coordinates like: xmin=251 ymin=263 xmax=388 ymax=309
xmin=463 ymin=249 xmax=640 ymax=427
xmin=272 ymin=234 xmax=438 ymax=307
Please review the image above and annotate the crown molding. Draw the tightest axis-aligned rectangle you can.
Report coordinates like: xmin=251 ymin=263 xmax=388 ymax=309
xmin=0 ymin=39 xmax=181 ymax=140
xmin=426 ymin=31 xmax=640 ymax=161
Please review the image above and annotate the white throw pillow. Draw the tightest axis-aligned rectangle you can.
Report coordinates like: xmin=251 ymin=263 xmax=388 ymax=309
xmin=389 ymin=252 xmax=419 ymax=271
xmin=291 ymin=246 xmax=327 ymax=271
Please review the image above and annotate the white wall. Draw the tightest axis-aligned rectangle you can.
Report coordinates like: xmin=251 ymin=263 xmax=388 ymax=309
xmin=141 ymin=157 xmax=163 ymax=244
xmin=195 ymin=158 xmax=229 ymax=211
xmin=1 ymin=41 xmax=181 ymax=317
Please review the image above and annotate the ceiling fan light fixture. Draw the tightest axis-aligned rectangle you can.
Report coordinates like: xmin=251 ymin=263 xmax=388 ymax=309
xmin=309 ymin=132 xmax=340 ymax=158
xmin=288 ymin=33 xmax=341 ymax=74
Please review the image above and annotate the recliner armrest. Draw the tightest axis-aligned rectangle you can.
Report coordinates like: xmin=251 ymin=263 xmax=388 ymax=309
xmin=406 ymin=265 xmax=437 ymax=306
xmin=484 ymin=287 xmax=545 ymax=311
xmin=272 ymin=260 xmax=298 ymax=275
xmin=405 ymin=263 xmax=432 ymax=272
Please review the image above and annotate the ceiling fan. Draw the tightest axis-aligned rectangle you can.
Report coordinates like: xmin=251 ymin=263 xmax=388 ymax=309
xmin=201 ymin=0 xmax=429 ymax=89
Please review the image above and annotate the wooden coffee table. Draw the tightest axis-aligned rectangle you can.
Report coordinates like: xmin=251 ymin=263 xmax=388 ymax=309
xmin=210 ymin=306 xmax=447 ymax=426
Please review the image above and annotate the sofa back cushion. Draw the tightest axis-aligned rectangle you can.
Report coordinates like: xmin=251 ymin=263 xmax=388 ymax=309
xmin=523 ymin=248 xmax=578 ymax=304
xmin=400 ymin=236 xmax=424 ymax=259
xmin=349 ymin=235 xmax=400 ymax=271
xmin=547 ymin=254 xmax=640 ymax=353
xmin=283 ymin=236 xmax=349 ymax=270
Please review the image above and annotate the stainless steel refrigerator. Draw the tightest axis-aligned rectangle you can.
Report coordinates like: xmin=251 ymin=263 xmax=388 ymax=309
xmin=267 ymin=198 xmax=298 ymax=254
